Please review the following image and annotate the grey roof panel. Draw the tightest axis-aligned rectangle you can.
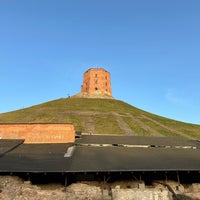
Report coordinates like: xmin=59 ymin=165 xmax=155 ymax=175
xmin=0 ymin=139 xmax=24 ymax=157
xmin=0 ymin=136 xmax=200 ymax=173
xmin=69 ymin=146 xmax=200 ymax=172
xmin=0 ymin=143 xmax=72 ymax=172
xmin=77 ymin=135 xmax=198 ymax=148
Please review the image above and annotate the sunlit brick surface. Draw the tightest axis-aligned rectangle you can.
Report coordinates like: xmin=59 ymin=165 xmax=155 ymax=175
xmin=81 ymin=68 xmax=112 ymax=96
xmin=0 ymin=123 xmax=75 ymax=143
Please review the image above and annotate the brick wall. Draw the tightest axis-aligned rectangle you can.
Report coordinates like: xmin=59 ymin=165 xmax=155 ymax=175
xmin=81 ymin=68 xmax=112 ymax=96
xmin=0 ymin=123 xmax=75 ymax=143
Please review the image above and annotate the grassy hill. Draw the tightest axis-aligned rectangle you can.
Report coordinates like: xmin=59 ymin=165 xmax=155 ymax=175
xmin=0 ymin=97 xmax=200 ymax=140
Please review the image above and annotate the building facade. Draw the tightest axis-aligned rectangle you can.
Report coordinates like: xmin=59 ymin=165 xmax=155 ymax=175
xmin=81 ymin=68 xmax=112 ymax=97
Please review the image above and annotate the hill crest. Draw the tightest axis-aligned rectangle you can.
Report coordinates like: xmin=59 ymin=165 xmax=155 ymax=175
xmin=0 ymin=98 xmax=200 ymax=140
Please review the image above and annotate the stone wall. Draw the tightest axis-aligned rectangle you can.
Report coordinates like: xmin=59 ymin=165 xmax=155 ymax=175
xmin=0 ymin=123 xmax=75 ymax=143
xmin=112 ymin=187 xmax=173 ymax=200
xmin=81 ymin=68 xmax=112 ymax=97
xmin=1 ymin=177 xmax=200 ymax=200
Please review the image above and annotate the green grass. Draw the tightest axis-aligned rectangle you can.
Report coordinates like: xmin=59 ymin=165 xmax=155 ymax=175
xmin=93 ymin=114 xmax=123 ymax=134
xmin=140 ymin=118 xmax=183 ymax=138
xmin=146 ymin=115 xmax=200 ymax=139
xmin=122 ymin=116 xmax=151 ymax=136
xmin=0 ymin=97 xmax=200 ymax=139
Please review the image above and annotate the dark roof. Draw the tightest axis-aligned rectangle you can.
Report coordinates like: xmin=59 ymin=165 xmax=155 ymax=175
xmin=76 ymin=135 xmax=198 ymax=148
xmin=0 ymin=139 xmax=24 ymax=157
xmin=0 ymin=143 xmax=73 ymax=172
xmin=69 ymin=146 xmax=200 ymax=172
xmin=0 ymin=136 xmax=200 ymax=173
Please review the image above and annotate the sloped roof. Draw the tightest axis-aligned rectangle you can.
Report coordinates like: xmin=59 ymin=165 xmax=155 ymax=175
xmin=0 ymin=136 xmax=200 ymax=173
xmin=69 ymin=145 xmax=200 ymax=172
xmin=0 ymin=141 xmax=73 ymax=172
xmin=76 ymin=135 xmax=198 ymax=147
xmin=0 ymin=139 xmax=24 ymax=157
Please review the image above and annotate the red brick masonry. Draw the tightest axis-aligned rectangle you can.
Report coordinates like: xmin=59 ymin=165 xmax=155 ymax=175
xmin=81 ymin=68 xmax=112 ymax=96
xmin=0 ymin=123 xmax=75 ymax=143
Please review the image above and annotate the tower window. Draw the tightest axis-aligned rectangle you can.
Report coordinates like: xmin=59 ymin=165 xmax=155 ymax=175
xmin=95 ymin=87 xmax=98 ymax=91
xmin=105 ymin=76 xmax=107 ymax=80
xmin=95 ymin=80 xmax=98 ymax=84
xmin=95 ymin=74 xmax=98 ymax=78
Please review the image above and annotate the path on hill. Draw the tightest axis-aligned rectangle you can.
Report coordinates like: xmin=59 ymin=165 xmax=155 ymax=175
xmin=141 ymin=115 xmax=195 ymax=140
xmin=59 ymin=111 xmax=135 ymax=135
xmin=56 ymin=111 xmax=96 ymax=134
xmin=84 ymin=115 xmax=95 ymax=134
xmin=126 ymin=114 xmax=163 ymax=137
xmin=54 ymin=111 xmax=194 ymax=138
xmin=111 ymin=112 xmax=135 ymax=135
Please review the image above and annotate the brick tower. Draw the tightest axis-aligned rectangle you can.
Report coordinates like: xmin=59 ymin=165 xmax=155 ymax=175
xmin=81 ymin=68 xmax=113 ymax=98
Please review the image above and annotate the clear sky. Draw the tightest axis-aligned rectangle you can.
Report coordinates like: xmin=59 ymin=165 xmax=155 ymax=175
xmin=0 ymin=0 xmax=200 ymax=124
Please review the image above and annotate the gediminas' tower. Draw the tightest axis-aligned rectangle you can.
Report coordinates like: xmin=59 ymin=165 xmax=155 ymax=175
xmin=80 ymin=68 xmax=113 ymax=98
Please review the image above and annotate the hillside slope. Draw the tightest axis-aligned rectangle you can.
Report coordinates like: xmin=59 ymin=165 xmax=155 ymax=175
xmin=0 ymin=98 xmax=200 ymax=139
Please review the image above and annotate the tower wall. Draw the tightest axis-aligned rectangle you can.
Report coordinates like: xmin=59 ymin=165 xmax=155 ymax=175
xmin=81 ymin=68 xmax=112 ymax=97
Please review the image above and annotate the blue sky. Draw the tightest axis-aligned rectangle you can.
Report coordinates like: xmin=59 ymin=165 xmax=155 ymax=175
xmin=0 ymin=0 xmax=200 ymax=124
